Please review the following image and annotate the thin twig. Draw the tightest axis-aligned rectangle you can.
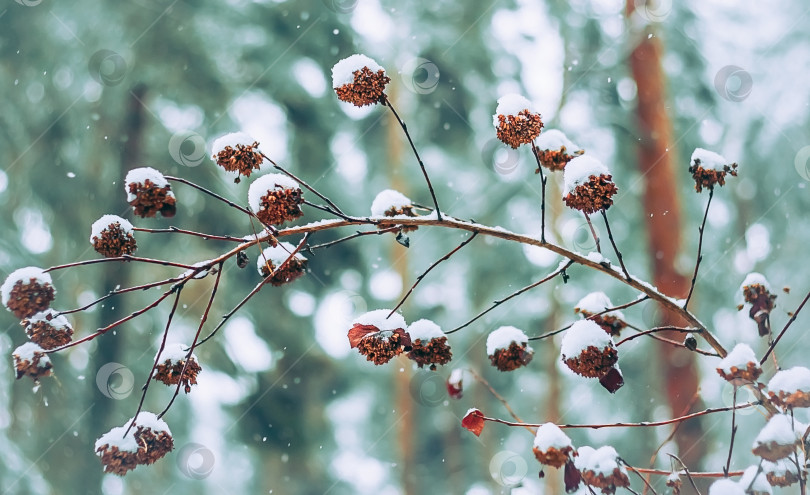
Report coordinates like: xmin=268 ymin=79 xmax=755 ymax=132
xmin=530 ymin=143 xmax=548 ymax=243
xmin=308 ymin=227 xmax=400 ymax=251
xmin=45 ymin=255 xmax=198 ymax=272
xmin=636 ymin=466 xmax=742 ymax=479
xmin=133 ymin=226 xmax=243 ymax=242
xmin=667 ymin=455 xmax=703 ymax=494
xmin=261 ymin=154 xmax=346 ymax=217
xmin=583 ymin=211 xmax=601 ymax=254
xmin=643 ymin=392 xmax=701 ymax=494
xmin=56 ymin=277 xmax=182 ymax=316
xmin=446 ymin=260 xmax=573 ymax=334
xmin=527 ymin=297 xmax=650 ymax=342
xmin=724 ymin=386 xmax=738 ymax=476
xmin=616 ymin=326 xmax=702 ymax=347
xmin=601 ymin=210 xmax=630 ymax=280
xmin=467 ymin=368 xmax=534 ymax=434
xmin=165 ymin=175 xmax=258 ymax=220
xmin=388 ymin=232 xmax=478 ymax=317
xmin=125 ymin=287 xmax=183 ymax=436
xmin=623 ymin=462 xmax=659 ymax=495
xmin=761 ymin=287 xmax=810 ymax=365
xmin=684 ymin=188 xmax=713 ymax=309
xmin=159 ymin=262 xmax=223 ymax=418
xmin=383 ymin=97 xmax=442 ymax=220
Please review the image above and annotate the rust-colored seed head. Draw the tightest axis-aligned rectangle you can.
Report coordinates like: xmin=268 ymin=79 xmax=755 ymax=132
xmin=128 ymin=179 xmax=176 ymax=218
xmin=5 ymin=279 xmax=56 ymax=319
xmin=382 ymin=205 xmax=419 ymax=233
xmin=13 ymin=346 xmax=52 ymax=380
xmin=258 ymin=257 xmax=307 ymax=287
xmin=495 ymin=110 xmax=544 ymax=149
xmin=22 ymin=312 xmax=73 ymax=350
xmin=153 ymin=357 xmax=202 ymax=393
xmin=96 ymin=446 xmax=139 ymax=476
xmin=532 ymin=445 xmax=574 ymax=469
xmin=768 ymin=390 xmax=810 ymax=409
xmin=564 ymin=345 xmax=618 ymax=379
xmin=408 ymin=337 xmax=452 ymax=370
xmin=214 ymin=141 xmax=264 ymax=178
xmin=576 ymin=310 xmax=626 ymax=337
xmin=535 ymin=147 xmax=583 ymax=172
xmin=134 ymin=426 xmax=174 ymax=465
xmin=766 ymin=470 xmax=800 ymax=488
xmin=689 ymin=161 xmax=738 ymax=193
xmin=752 ymin=441 xmax=800 ymax=463
xmin=581 ymin=468 xmax=631 ymax=495
xmin=256 ymin=188 xmax=304 ymax=226
xmin=563 ymin=174 xmax=618 ymax=214
xmin=716 ymin=361 xmax=762 ymax=384
xmin=489 ymin=342 xmax=534 ymax=372
xmin=356 ymin=332 xmax=407 ymax=365
xmin=334 ymin=67 xmax=391 ymax=107
xmin=92 ymin=222 xmax=137 ymax=258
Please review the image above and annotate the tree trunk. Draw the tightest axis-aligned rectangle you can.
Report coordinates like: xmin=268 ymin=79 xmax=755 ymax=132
xmin=625 ymin=2 xmax=706 ymax=473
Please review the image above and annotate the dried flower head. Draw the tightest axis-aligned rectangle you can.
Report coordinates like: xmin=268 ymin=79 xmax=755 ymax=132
xmin=561 ymin=320 xmax=618 ymax=379
xmin=22 ymin=309 xmax=73 ymax=350
xmin=767 ymin=367 xmax=810 ymax=409
xmin=689 ymin=148 xmax=738 ymax=193
xmin=211 ymin=132 xmax=264 ymax=181
xmin=371 ymin=189 xmax=419 ymax=232
xmin=665 ymin=472 xmax=682 ymax=494
xmin=486 ymin=326 xmax=534 ymax=372
xmin=716 ymin=343 xmax=762 ymax=384
xmin=90 ymin=214 xmax=137 ymax=258
xmin=563 ymin=155 xmax=618 ymax=214
xmin=12 ymin=342 xmax=52 ymax=380
xmin=332 ymin=54 xmax=390 ymax=107
xmin=762 ymin=454 xmax=803 ymax=488
xmin=2 ymin=267 xmax=56 ymax=319
xmin=532 ymin=423 xmax=574 ymax=468
xmin=95 ymin=412 xmax=173 ymax=475
xmin=740 ymin=272 xmax=777 ymax=337
xmin=534 ymin=129 xmax=583 ymax=172
xmin=574 ymin=292 xmax=627 ymax=336
xmin=492 ymin=94 xmax=544 ymax=148
xmin=256 ymin=242 xmax=307 ymax=286
xmin=752 ymin=414 xmax=804 ymax=462
xmin=575 ymin=446 xmax=630 ymax=495
xmin=125 ymin=167 xmax=176 ymax=218
xmin=152 ymin=343 xmax=202 ymax=393
xmin=248 ymin=173 xmax=304 ymax=226
xmin=347 ymin=310 xmax=412 ymax=365
xmin=406 ymin=319 xmax=452 ymax=370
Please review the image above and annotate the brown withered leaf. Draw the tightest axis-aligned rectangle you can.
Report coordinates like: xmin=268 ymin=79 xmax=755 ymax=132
xmin=564 ymin=459 xmax=582 ymax=493
xmin=599 ymin=366 xmax=624 ymax=393
xmin=461 ymin=408 xmax=485 ymax=437
xmin=347 ymin=324 xmax=412 ymax=349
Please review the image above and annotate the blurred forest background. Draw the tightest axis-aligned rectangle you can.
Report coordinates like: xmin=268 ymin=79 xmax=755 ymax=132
xmin=1 ymin=0 xmax=809 ymax=494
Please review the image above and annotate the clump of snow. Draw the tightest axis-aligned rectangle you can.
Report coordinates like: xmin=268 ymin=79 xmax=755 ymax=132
xmin=486 ymin=326 xmax=530 ymax=355
xmin=124 ymin=167 xmax=169 ymax=201
xmin=708 ymin=479 xmax=745 ymax=495
xmin=331 ymin=54 xmax=384 ymax=88
xmin=448 ymin=368 xmax=463 ymax=386
xmin=248 ymin=173 xmax=301 ymax=212
xmin=2 ymin=267 xmax=53 ymax=307
xmin=762 ymin=452 xmax=804 ymax=479
xmin=256 ymin=242 xmax=307 ymax=275
xmin=130 ymin=411 xmax=171 ymax=435
xmin=155 ymin=343 xmax=196 ymax=363
xmin=768 ymin=367 xmax=810 ymax=395
xmin=26 ymin=309 xmax=71 ymax=330
xmin=563 ymin=155 xmax=610 ymax=196
xmin=585 ymin=252 xmax=607 ymax=264
xmin=353 ymin=309 xmax=406 ymax=331
xmin=536 ymin=129 xmax=580 ymax=152
xmin=576 ymin=445 xmax=625 ymax=476
xmin=211 ymin=132 xmax=257 ymax=156
xmin=717 ymin=343 xmax=757 ymax=374
xmin=575 ymin=292 xmax=624 ymax=319
xmin=13 ymin=342 xmax=50 ymax=366
xmin=492 ymin=94 xmax=537 ymax=128
xmin=407 ymin=319 xmax=444 ymax=342
xmin=532 ymin=423 xmax=573 ymax=451
xmin=740 ymin=272 xmax=771 ymax=291
xmin=753 ymin=414 xmax=803 ymax=449
xmin=691 ymin=148 xmax=731 ymax=172
xmin=94 ymin=425 xmax=139 ymax=453
xmin=738 ymin=466 xmax=772 ymax=495
xmin=561 ymin=320 xmax=613 ymax=358
xmin=370 ymin=189 xmax=412 ymax=217
xmin=90 ymin=215 xmax=133 ymax=244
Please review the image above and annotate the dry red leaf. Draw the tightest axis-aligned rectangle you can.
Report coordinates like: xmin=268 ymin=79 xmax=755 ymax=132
xmin=461 ymin=408 xmax=485 ymax=437
xmin=447 ymin=371 xmax=463 ymax=399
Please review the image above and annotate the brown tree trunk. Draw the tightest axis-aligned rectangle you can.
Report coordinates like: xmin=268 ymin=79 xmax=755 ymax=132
xmin=625 ymin=2 xmax=706 ymax=471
